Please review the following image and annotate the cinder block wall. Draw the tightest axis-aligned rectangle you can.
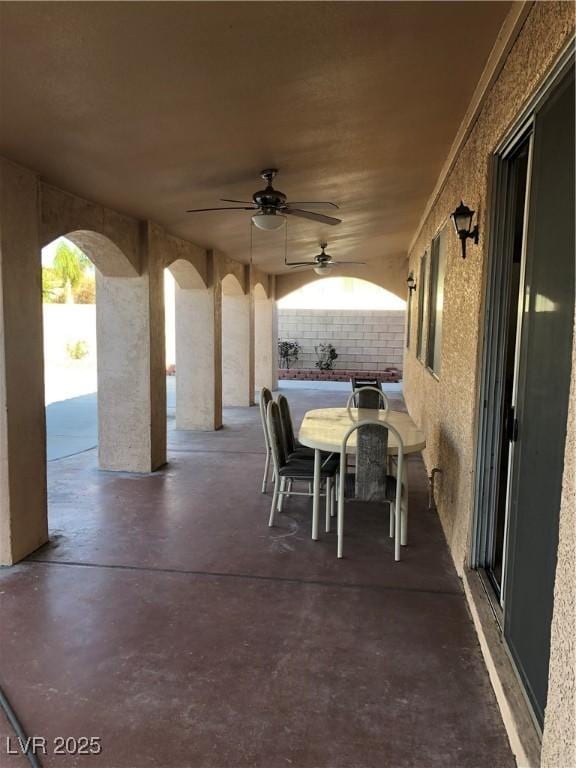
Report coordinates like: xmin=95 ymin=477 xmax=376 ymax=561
xmin=278 ymin=308 xmax=405 ymax=371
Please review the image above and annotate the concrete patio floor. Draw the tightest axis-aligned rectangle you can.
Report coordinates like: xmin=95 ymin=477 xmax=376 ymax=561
xmin=0 ymin=389 xmax=514 ymax=768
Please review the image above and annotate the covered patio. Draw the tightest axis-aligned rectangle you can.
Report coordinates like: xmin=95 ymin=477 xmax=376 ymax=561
xmin=0 ymin=2 xmax=574 ymax=767
xmin=0 ymin=388 xmax=512 ymax=768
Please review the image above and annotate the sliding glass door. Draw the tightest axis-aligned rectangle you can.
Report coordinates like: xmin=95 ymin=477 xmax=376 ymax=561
xmin=474 ymin=66 xmax=575 ymax=726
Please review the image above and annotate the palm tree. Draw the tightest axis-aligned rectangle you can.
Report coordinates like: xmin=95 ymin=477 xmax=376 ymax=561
xmin=52 ymin=240 xmax=90 ymax=304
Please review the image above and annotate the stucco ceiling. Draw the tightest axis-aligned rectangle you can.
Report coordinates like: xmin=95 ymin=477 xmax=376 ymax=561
xmin=0 ymin=1 xmax=510 ymax=273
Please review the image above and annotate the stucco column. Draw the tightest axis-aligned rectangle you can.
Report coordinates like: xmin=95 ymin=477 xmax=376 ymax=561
xmin=96 ymin=223 xmax=166 ymax=472
xmin=222 ymin=275 xmax=252 ymax=407
xmin=254 ymin=296 xmax=275 ymax=391
xmin=0 ymin=160 xmax=48 ymax=565
xmin=271 ymin=299 xmax=279 ymax=391
xmin=175 ymin=280 xmax=222 ymax=430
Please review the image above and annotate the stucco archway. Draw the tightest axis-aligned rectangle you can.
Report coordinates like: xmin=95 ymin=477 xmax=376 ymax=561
xmin=277 ymin=276 xmax=406 ymax=377
xmin=43 ymin=231 xmax=162 ymax=473
xmin=274 ymin=254 xmax=409 ymax=302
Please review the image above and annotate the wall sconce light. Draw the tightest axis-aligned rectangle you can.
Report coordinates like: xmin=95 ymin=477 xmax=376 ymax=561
xmin=407 ymin=272 xmax=417 ymax=294
xmin=451 ymin=201 xmax=479 ymax=259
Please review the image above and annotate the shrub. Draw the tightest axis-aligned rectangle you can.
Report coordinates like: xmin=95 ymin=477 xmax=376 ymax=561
xmin=74 ymin=274 xmax=96 ymax=304
xmin=278 ymin=339 xmax=301 ymax=369
xmin=66 ymin=340 xmax=89 ymax=360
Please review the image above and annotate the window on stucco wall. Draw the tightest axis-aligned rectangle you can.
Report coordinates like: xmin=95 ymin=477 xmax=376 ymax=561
xmin=426 ymin=226 xmax=447 ymax=375
xmin=416 ymin=252 xmax=428 ymax=361
xmin=406 ymin=289 xmax=412 ymax=348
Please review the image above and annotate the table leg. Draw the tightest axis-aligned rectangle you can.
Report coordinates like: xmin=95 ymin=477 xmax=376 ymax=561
xmin=401 ymin=458 xmax=409 ymax=546
xmin=325 ymin=476 xmax=332 ymax=533
xmin=312 ymin=448 xmax=321 ymax=540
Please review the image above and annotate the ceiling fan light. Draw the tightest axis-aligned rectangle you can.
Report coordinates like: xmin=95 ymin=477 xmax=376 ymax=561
xmin=314 ymin=264 xmax=331 ymax=276
xmin=251 ymin=212 xmax=286 ymax=231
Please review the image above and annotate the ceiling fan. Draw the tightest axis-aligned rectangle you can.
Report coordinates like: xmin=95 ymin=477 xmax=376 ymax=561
xmin=186 ymin=169 xmax=341 ymax=230
xmin=286 ymin=243 xmax=365 ymax=275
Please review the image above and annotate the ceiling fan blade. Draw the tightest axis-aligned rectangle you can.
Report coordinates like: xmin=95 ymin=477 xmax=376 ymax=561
xmin=186 ymin=206 xmax=254 ymax=213
xmin=220 ymin=198 xmax=255 ymax=205
xmin=285 ymin=208 xmax=342 ymax=225
xmin=286 ymin=262 xmax=315 ymax=268
xmin=331 ymin=261 xmax=367 ymax=266
xmin=289 ymin=202 xmax=339 ymax=209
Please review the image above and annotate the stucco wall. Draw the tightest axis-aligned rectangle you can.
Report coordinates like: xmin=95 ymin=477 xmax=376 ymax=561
xmin=402 ymin=2 xmax=574 ymax=763
xmin=279 ymin=308 xmax=405 ymax=372
xmin=43 ymin=305 xmax=97 ymax=365
xmin=403 ymin=1 xmax=575 ymax=570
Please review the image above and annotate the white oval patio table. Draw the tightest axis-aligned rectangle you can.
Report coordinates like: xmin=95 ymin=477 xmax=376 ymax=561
xmin=298 ymin=407 xmax=426 ymax=542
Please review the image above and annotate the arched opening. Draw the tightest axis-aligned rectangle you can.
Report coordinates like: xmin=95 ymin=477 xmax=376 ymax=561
xmin=165 ymin=259 xmax=219 ymax=430
xmin=222 ymin=272 xmax=252 ymax=407
xmin=41 ymin=229 xmax=159 ymax=473
xmin=277 ymin=277 xmax=406 ymax=388
xmin=42 ymin=236 xmax=98 ymax=463
xmin=253 ymin=282 xmax=275 ymax=391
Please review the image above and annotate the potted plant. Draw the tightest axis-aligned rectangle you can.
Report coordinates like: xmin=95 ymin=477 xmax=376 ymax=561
xmin=315 ymin=343 xmax=338 ymax=371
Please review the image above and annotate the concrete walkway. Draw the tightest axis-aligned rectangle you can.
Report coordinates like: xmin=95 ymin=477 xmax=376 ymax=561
xmin=45 ymin=378 xmax=402 ymax=460
xmin=45 ymin=376 xmax=177 ymax=461
xmin=1 ymin=388 xmax=513 ymax=768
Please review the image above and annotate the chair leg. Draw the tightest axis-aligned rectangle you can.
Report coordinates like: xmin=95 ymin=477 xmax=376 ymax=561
xmin=269 ymin=477 xmax=279 ymax=527
xmin=261 ymin=449 xmax=271 ymax=493
xmin=389 ymin=500 xmax=394 ymax=538
xmin=337 ymin=471 xmax=345 ymax=558
xmin=401 ymin=462 xmax=409 ymax=546
xmin=278 ymin=477 xmax=286 ymax=512
xmin=325 ymin=477 xmax=332 ymax=533
xmin=394 ymin=497 xmax=401 ymax=562
xmin=331 ymin=473 xmax=337 ymax=516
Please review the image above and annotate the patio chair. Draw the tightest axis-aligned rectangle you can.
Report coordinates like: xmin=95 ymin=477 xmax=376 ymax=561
xmin=337 ymin=418 xmax=406 ymax=561
xmin=276 ymin=393 xmax=339 ymax=520
xmin=351 ymin=375 xmax=381 ymax=390
xmin=267 ymin=400 xmax=338 ymax=532
xmin=259 ymin=387 xmax=274 ymax=492
xmin=346 ymin=386 xmax=390 ymax=411
xmin=276 ymin=393 xmax=315 ymax=459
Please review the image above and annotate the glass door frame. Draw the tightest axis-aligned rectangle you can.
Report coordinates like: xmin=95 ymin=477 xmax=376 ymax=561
xmin=471 ymin=126 xmax=532 ymax=610
xmin=470 ymin=44 xmax=575 ymax=602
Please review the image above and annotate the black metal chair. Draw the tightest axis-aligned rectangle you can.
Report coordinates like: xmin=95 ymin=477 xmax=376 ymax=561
xmin=276 ymin=393 xmax=315 ymax=459
xmin=347 ymin=385 xmax=390 ymax=411
xmin=351 ymin=375 xmax=382 ymax=392
xmin=267 ymin=400 xmax=338 ymax=531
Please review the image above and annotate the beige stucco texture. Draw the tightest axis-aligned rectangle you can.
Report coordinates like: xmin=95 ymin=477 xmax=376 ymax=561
xmin=0 ymin=160 xmax=48 ymax=565
xmin=254 ymin=284 xmax=275 ymax=391
xmin=404 ymin=1 xmax=575 ymax=571
xmin=402 ymin=4 xmax=575 ymax=765
xmin=222 ymin=273 xmax=252 ymax=407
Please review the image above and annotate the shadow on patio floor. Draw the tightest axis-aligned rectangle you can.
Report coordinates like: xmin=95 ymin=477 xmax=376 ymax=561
xmin=0 ymin=387 xmax=513 ymax=768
